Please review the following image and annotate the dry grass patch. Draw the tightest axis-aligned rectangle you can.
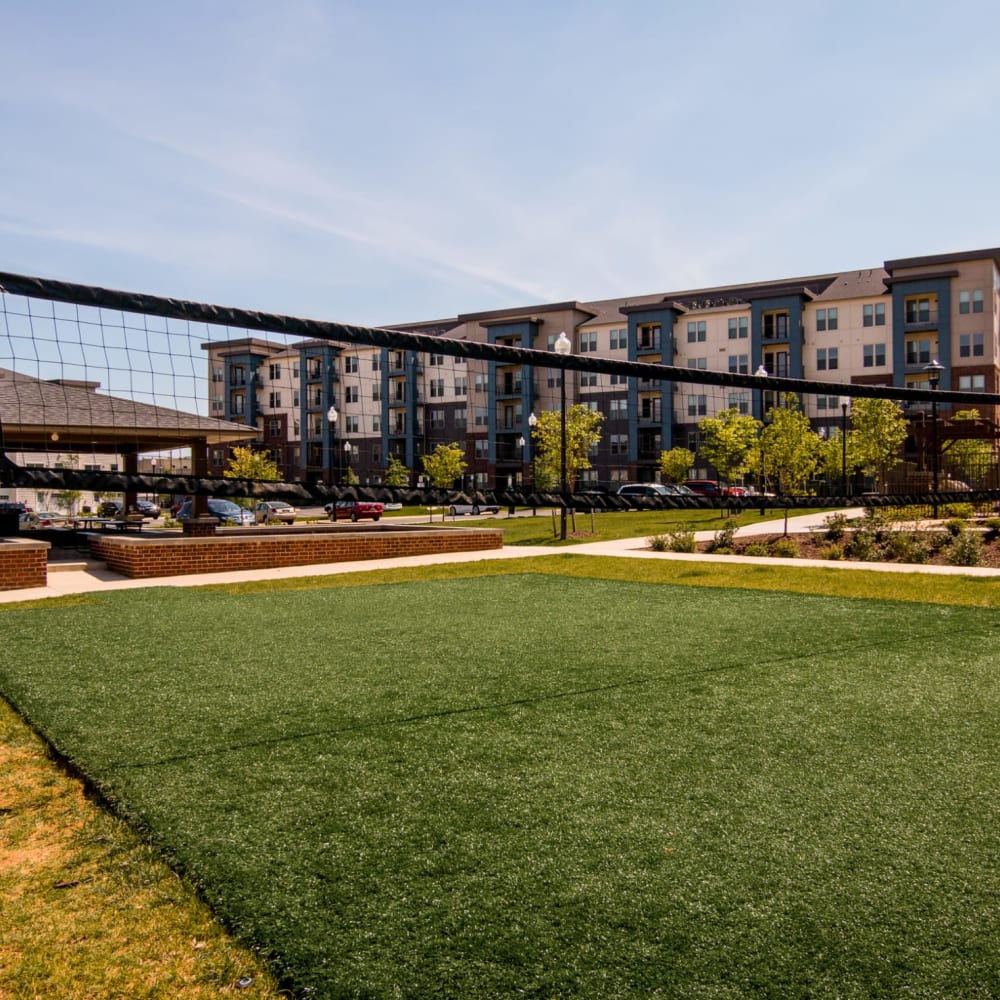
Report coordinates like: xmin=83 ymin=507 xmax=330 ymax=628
xmin=0 ymin=698 xmax=286 ymax=999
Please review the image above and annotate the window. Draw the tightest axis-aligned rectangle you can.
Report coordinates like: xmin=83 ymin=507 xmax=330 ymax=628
xmin=638 ymin=324 xmax=660 ymax=350
xmin=610 ymin=328 xmax=628 ymax=350
xmin=293 ymin=362 xmax=300 ymax=379
xmin=372 ymin=383 xmax=381 ymax=401
xmin=344 ymin=356 xmax=359 ymax=374
xmin=959 ymin=332 xmax=985 ymax=357
xmin=311 ymin=388 xmax=323 ymax=406
xmin=474 ymin=407 xmax=488 ymax=427
xmin=345 ymin=385 xmax=359 ymax=404
xmin=640 ymin=397 xmax=661 ymax=421
xmin=959 ymin=290 xmax=984 ymax=314
xmin=311 ymin=416 xmax=323 ymax=437
xmin=958 ymin=374 xmax=986 ymax=392
xmin=762 ymin=312 xmax=789 ymax=339
xmin=372 ymin=415 xmax=380 ymax=432
xmin=371 ymin=356 xmax=380 ymax=372
xmin=430 ymin=410 xmax=446 ymax=430
xmin=687 ymin=357 xmax=707 ymax=370
xmin=579 ymin=332 xmax=597 ymax=353
xmin=863 ymin=303 xmax=886 ymax=327
xmin=429 ymin=353 xmax=444 ymax=366
xmin=454 ymin=376 xmax=467 ymax=395
xmin=344 ymin=416 xmax=359 ymax=433
xmin=293 ymin=389 xmax=300 ymax=407
xmin=816 ymin=347 xmax=838 ymax=371
xmin=608 ymin=397 xmax=628 ymax=419
xmin=905 ymin=336 xmax=936 ymax=365
xmin=610 ymin=433 xmax=628 ymax=455
xmin=474 ymin=439 xmax=488 ymax=459
xmin=292 ymin=419 xmax=300 ymax=437
xmin=816 ymin=307 xmax=838 ymax=331
xmin=728 ymin=391 xmax=749 ymax=415
xmin=728 ymin=354 xmax=748 ymax=375
xmin=231 ymin=391 xmax=245 ymax=415
xmin=547 ymin=369 xmax=563 ymax=388
xmin=266 ymin=418 xmax=282 ymax=436
xmin=816 ymin=396 xmax=842 ymax=410
xmin=211 ymin=366 xmax=224 ymax=382
xmin=863 ymin=343 xmax=886 ymax=368
xmin=728 ymin=317 xmax=748 ymax=339
xmin=687 ymin=394 xmax=707 ymax=417
xmin=686 ymin=320 xmax=706 ymax=343
xmin=268 ymin=362 xmax=282 ymax=380
xmin=430 ymin=379 xmax=445 ymax=398
xmin=581 ymin=372 xmax=597 ymax=387
xmin=905 ymin=296 xmax=934 ymax=324
xmin=268 ymin=391 xmax=282 ymax=408
xmin=454 ymin=407 xmax=467 ymax=429
xmin=231 ymin=365 xmax=246 ymax=386
xmin=474 ymin=373 xmax=487 ymax=393
xmin=211 ymin=395 xmax=223 ymax=412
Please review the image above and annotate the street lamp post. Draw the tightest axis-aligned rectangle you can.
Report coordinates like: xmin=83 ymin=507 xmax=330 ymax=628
xmin=343 ymin=440 xmax=352 ymax=483
xmin=527 ymin=412 xmax=538 ymax=514
xmin=327 ymin=405 xmax=338 ymax=483
xmin=554 ymin=332 xmax=572 ymax=540
xmin=923 ymin=359 xmax=945 ymax=517
xmin=840 ymin=401 xmax=849 ymax=498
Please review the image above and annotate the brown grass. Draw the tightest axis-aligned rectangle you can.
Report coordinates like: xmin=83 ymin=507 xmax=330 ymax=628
xmin=0 ymin=697 xmax=288 ymax=999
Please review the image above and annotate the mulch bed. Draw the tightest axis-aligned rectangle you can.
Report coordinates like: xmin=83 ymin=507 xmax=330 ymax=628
xmin=696 ymin=527 xmax=1000 ymax=568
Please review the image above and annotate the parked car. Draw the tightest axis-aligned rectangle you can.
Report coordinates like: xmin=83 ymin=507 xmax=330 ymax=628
xmin=133 ymin=499 xmax=161 ymax=517
xmin=683 ymin=479 xmax=728 ymax=497
xmin=325 ymin=500 xmax=383 ymax=522
xmin=448 ymin=502 xmax=501 ymax=516
xmin=176 ymin=499 xmax=255 ymax=525
xmin=254 ymin=500 xmax=297 ymax=525
xmin=616 ymin=483 xmax=685 ymax=501
xmin=19 ymin=510 xmax=65 ymax=528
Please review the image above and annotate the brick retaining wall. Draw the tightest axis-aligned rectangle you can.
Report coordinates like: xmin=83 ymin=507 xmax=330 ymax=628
xmin=88 ymin=525 xmax=503 ymax=579
xmin=0 ymin=537 xmax=49 ymax=591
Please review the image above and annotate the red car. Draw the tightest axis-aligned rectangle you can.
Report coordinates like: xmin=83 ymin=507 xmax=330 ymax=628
xmin=325 ymin=500 xmax=383 ymax=522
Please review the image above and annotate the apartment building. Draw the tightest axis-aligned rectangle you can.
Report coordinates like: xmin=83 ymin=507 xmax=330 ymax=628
xmin=203 ymin=247 xmax=1000 ymax=489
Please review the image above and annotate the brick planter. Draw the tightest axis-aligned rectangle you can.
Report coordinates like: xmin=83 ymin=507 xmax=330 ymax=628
xmin=88 ymin=524 xmax=503 ymax=579
xmin=0 ymin=537 xmax=49 ymax=591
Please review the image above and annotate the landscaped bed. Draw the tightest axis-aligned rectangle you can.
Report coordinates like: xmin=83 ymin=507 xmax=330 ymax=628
xmin=2 ymin=562 xmax=1000 ymax=998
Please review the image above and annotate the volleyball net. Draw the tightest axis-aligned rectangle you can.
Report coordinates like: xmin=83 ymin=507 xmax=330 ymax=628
xmin=2 ymin=270 xmax=999 ymax=513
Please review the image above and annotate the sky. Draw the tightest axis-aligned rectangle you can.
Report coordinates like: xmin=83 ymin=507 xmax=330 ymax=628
xmin=2 ymin=0 xmax=999 ymax=330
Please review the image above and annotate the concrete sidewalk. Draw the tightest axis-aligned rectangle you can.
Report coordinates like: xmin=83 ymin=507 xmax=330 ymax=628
xmin=4 ymin=508 xmax=999 ymax=604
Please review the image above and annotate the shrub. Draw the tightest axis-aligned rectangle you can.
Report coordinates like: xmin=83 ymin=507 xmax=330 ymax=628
xmin=983 ymin=517 xmax=1000 ymax=543
xmin=944 ymin=518 xmax=965 ymax=537
xmin=823 ymin=512 xmax=849 ymax=541
xmin=847 ymin=527 xmax=880 ymax=562
xmin=665 ymin=530 xmax=696 ymax=553
xmin=941 ymin=503 xmax=974 ymax=520
xmin=947 ymin=531 xmax=982 ymax=567
xmin=647 ymin=534 xmax=669 ymax=552
xmin=886 ymin=531 xmax=929 ymax=564
xmin=819 ymin=544 xmax=844 ymax=560
xmin=707 ymin=525 xmax=737 ymax=554
xmin=771 ymin=537 xmax=798 ymax=559
xmin=743 ymin=542 xmax=770 ymax=557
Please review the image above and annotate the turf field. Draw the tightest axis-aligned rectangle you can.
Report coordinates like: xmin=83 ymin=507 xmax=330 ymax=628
xmin=2 ymin=563 xmax=999 ymax=998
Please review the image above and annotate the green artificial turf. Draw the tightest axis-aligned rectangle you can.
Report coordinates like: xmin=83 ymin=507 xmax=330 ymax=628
xmin=2 ymin=574 xmax=1000 ymax=998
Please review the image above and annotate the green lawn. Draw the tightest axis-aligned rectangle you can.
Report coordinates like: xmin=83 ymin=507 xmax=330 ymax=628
xmin=2 ymin=567 xmax=999 ymax=998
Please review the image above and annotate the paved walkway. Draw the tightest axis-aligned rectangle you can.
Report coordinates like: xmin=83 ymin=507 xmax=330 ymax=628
xmin=4 ymin=509 xmax=999 ymax=604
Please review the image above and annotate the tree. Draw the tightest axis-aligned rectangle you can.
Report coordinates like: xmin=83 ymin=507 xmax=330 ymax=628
xmin=54 ymin=489 xmax=82 ymax=515
xmin=224 ymin=446 xmax=279 ymax=482
xmin=530 ymin=404 xmax=604 ymax=493
xmin=421 ymin=443 xmax=467 ymax=520
xmin=697 ymin=408 xmax=759 ymax=483
xmin=849 ymin=397 xmax=908 ymax=492
xmin=383 ymin=455 xmax=410 ymax=488
xmin=759 ymin=394 xmax=821 ymax=494
xmin=659 ymin=447 xmax=694 ymax=484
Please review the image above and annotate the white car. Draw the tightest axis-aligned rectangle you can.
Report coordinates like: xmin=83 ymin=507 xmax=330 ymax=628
xmin=254 ymin=500 xmax=297 ymax=525
xmin=448 ymin=502 xmax=501 ymax=517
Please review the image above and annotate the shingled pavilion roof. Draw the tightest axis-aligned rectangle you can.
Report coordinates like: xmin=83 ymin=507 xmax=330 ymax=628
xmin=0 ymin=367 xmax=254 ymax=453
